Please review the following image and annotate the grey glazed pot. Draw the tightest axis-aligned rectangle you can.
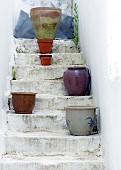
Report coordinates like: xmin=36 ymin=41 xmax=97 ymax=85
xmin=65 ymin=106 xmax=97 ymax=136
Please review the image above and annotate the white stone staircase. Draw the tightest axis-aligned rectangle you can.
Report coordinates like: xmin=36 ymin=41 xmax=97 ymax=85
xmin=0 ymin=39 xmax=105 ymax=170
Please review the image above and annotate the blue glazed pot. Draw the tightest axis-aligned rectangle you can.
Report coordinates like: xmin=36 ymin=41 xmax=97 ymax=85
xmin=65 ymin=106 xmax=97 ymax=136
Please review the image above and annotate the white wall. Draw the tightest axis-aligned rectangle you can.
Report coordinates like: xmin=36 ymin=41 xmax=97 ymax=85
xmin=0 ymin=1 xmax=13 ymax=111
xmin=76 ymin=0 xmax=121 ymax=169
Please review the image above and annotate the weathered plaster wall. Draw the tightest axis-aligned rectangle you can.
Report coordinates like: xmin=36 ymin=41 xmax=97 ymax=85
xmin=0 ymin=1 xmax=13 ymax=111
xmin=0 ymin=0 xmax=13 ymax=156
xmin=76 ymin=0 xmax=121 ymax=169
xmin=13 ymin=0 xmax=73 ymax=27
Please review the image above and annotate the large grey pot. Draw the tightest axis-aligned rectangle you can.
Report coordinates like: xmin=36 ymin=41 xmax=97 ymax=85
xmin=65 ymin=106 xmax=97 ymax=136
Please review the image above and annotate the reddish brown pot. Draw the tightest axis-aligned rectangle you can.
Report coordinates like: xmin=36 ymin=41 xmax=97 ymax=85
xmin=37 ymin=39 xmax=53 ymax=53
xmin=40 ymin=54 xmax=52 ymax=66
xmin=11 ymin=92 xmax=37 ymax=114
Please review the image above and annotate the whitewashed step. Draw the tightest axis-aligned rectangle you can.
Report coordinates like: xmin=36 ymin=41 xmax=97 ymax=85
xmin=13 ymin=53 xmax=85 ymax=66
xmin=14 ymin=39 xmax=80 ymax=54
xmin=6 ymin=110 xmax=68 ymax=133
xmin=4 ymin=132 xmax=102 ymax=157
xmin=9 ymin=94 xmax=93 ymax=111
xmin=12 ymin=65 xmax=85 ymax=80
xmin=11 ymin=80 xmax=67 ymax=95
xmin=0 ymin=155 xmax=105 ymax=170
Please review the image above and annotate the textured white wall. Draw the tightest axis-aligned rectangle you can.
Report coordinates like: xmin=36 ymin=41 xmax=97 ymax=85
xmin=0 ymin=0 xmax=13 ymax=111
xmin=13 ymin=0 xmax=73 ymax=27
xmin=76 ymin=0 xmax=121 ymax=170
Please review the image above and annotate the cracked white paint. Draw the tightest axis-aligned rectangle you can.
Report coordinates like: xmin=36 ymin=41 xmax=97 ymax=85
xmin=9 ymin=95 xmax=93 ymax=111
xmin=24 ymin=0 xmax=73 ymax=15
xmin=14 ymin=39 xmax=80 ymax=54
xmin=4 ymin=132 xmax=102 ymax=157
xmin=6 ymin=110 xmax=68 ymax=133
xmin=13 ymin=53 xmax=85 ymax=66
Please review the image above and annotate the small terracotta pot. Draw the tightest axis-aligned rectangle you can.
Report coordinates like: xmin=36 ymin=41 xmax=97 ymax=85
xmin=40 ymin=54 xmax=52 ymax=66
xmin=65 ymin=106 xmax=97 ymax=136
xmin=37 ymin=39 xmax=53 ymax=53
xmin=11 ymin=92 xmax=37 ymax=114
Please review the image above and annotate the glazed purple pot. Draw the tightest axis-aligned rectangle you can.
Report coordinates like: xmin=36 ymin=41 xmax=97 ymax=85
xmin=63 ymin=67 xmax=90 ymax=96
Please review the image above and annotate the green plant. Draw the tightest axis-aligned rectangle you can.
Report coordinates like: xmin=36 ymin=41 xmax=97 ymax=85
xmin=12 ymin=69 xmax=16 ymax=80
xmin=73 ymin=3 xmax=79 ymax=48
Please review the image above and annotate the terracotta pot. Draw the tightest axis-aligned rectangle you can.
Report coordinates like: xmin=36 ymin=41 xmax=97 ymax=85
xmin=63 ymin=67 xmax=90 ymax=96
xmin=65 ymin=106 xmax=97 ymax=136
xmin=37 ymin=39 xmax=53 ymax=53
xmin=11 ymin=92 xmax=37 ymax=114
xmin=30 ymin=7 xmax=61 ymax=53
xmin=30 ymin=7 xmax=61 ymax=39
xmin=40 ymin=54 xmax=52 ymax=66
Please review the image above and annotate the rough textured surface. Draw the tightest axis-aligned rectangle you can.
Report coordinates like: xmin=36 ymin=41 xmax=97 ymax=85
xmin=6 ymin=110 xmax=68 ymax=133
xmin=9 ymin=95 xmax=93 ymax=111
xmin=1 ymin=35 xmax=105 ymax=169
xmin=11 ymin=80 xmax=67 ymax=95
xmin=14 ymin=38 xmax=80 ymax=54
xmin=0 ymin=155 xmax=105 ymax=170
xmin=4 ymin=132 xmax=102 ymax=157
xmin=12 ymin=65 xmax=84 ymax=80
xmin=13 ymin=53 xmax=85 ymax=66
xmin=20 ymin=0 xmax=73 ymax=16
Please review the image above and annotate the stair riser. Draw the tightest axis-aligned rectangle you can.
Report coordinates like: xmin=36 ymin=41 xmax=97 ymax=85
xmin=6 ymin=113 xmax=67 ymax=132
xmin=0 ymin=162 xmax=105 ymax=170
xmin=13 ymin=66 xmax=84 ymax=80
xmin=14 ymin=53 xmax=85 ymax=66
xmin=14 ymin=39 xmax=80 ymax=54
xmin=11 ymin=80 xmax=68 ymax=95
xmin=5 ymin=136 xmax=101 ymax=156
xmin=10 ymin=96 xmax=93 ymax=111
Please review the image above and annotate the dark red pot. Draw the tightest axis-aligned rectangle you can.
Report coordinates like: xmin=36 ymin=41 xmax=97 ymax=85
xmin=40 ymin=54 xmax=52 ymax=66
xmin=63 ymin=67 xmax=90 ymax=96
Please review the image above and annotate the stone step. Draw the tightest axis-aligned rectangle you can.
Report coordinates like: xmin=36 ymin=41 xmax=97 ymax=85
xmin=6 ymin=110 xmax=68 ymax=133
xmin=0 ymin=155 xmax=105 ymax=170
xmin=13 ymin=53 xmax=85 ymax=66
xmin=11 ymin=80 xmax=68 ymax=95
xmin=12 ymin=65 xmax=85 ymax=80
xmin=9 ymin=94 xmax=93 ymax=111
xmin=4 ymin=132 xmax=102 ymax=157
xmin=14 ymin=38 xmax=80 ymax=54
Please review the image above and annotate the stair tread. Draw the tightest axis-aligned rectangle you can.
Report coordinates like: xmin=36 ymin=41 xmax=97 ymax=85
xmin=14 ymin=52 xmax=82 ymax=55
xmin=9 ymin=93 xmax=93 ymax=99
xmin=13 ymin=65 xmax=84 ymax=68
xmin=5 ymin=131 xmax=99 ymax=138
xmin=7 ymin=110 xmax=66 ymax=116
xmin=1 ymin=155 xmax=104 ymax=163
xmin=12 ymin=52 xmax=85 ymax=66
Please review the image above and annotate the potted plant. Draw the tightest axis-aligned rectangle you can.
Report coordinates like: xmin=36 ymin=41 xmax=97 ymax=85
xmin=11 ymin=92 xmax=37 ymax=114
xmin=65 ymin=106 xmax=97 ymax=136
xmin=30 ymin=7 xmax=61 ymax=53
xmin=12 ymin=69 xmax=17 ymax=80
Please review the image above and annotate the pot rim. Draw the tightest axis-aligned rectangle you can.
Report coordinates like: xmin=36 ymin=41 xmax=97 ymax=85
xmin=67 ymin=67 xmax=87 ymax=70
xmin=30 ymin=7 xmax=62 ymax=12
xmin=40 ymin=54 xmax=52 ymax=58
xmin=37 ymin=39 xmax=53 ymax=43
xmin=65 ymin=106 xmax=97 ymax=110
xmin=11 ymin=92 xmax=37 ymax=95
